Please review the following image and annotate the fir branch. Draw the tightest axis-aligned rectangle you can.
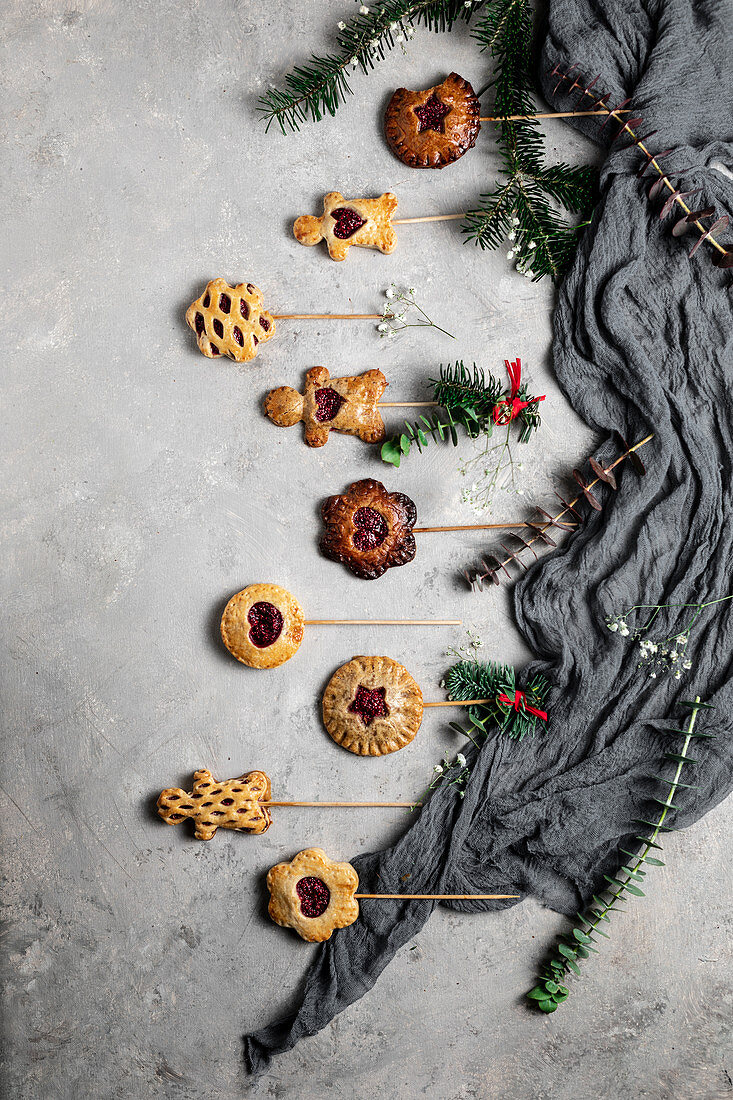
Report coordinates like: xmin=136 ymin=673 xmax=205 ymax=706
xmin=527 ymin=697 xmax=714 ymax=1012
xmin=258 ymin=0 xmax=484 ymax=134
xmin=445 ymin=659 xmax=549 ymax=741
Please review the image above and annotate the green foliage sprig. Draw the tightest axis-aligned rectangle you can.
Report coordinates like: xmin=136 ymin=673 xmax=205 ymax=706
xmin=257 ymin=0 xmax=483 ymax=134
xmin=260 ymin=0 xmax=598 ymax=281
xmin=445 ymin=659 xmax=550 ymax=742
xmin=464 ymin=0 xmax=598 ymax=279
xmin=527 ymin=696 xmax=715 ymax=1013
xmin=381 ymin=360 xmax=542 ymax=468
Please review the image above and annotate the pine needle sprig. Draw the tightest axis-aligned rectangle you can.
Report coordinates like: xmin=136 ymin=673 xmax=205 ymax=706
xmin=445 ymin=659 xmax=550 ymax=741
xmin=527 ymin=696 xmax=714 ymax=1012
xmin=463 ymin=0 xmax=599 ymax=279
xmin=258 ymin=0 xmax=485 ymax=134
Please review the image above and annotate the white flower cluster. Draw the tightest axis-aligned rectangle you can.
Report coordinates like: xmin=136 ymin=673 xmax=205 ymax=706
xmin=376 ymin=284 xmax=421 ymax=339
xmin=431 ymin=749 xmax=470 ymax=798
xmin=506 ymin=217 xmax=538 ymax=279
xmin=606 ymin=613 xmax=693 ymax=680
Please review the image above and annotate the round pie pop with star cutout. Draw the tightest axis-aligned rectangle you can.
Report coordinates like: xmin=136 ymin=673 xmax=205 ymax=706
xmin=322 ymin=655 xmax=424 ymax=756
xmin=384 ymin=72 xmax=481 ymax=169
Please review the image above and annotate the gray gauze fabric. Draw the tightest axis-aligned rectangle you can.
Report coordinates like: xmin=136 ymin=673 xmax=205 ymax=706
xmin=245 ymin=0 xmax=733 ymax=1075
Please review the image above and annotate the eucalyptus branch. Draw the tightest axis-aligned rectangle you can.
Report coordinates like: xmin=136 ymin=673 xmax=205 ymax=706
xmin=527 ymin=697 xmax=714 ymax=1012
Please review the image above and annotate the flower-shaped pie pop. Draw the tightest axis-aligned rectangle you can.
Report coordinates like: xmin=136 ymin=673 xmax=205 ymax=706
xmin=322 ymin=655 xmax=424 ymax=756
xmin=157 ymin=769 xmax=272 ymax=839
xmin=294 ymin=192 xmax=399 ymax=261
xmin=320 ymin=478 xmax=417 ymax=580
xmin=384 ymin=72 xmax=481 ymax=169
xmin=265 ymin=366 xmax=387 ymax=447
xmin=186 ymin=278 xmax=276 ymax=363
xmin=267 ymin=848 xmax=360 ymax=942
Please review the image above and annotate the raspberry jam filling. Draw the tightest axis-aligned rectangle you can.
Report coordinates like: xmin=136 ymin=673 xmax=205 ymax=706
xmin=331 ymin=207 xmax=366 ymax=239
xmin=349 ymin=685 xmax=389 ymax=726
xmin=413 ymin=94 xmax=451 ymax=133
xmin=259 ymin=316 xmax=271 ymax=332
xmin=352 ymin=507 xmax=389 ymax=552
xmin=240 ymin=299 xmax=250 ymax=320
xmin=232 ymin=326 xmax=244 ymax=346
xmin=219 ymin=294 xmax=231 ymax=313
xmin=194 ymin=312 xmax=205 ymax=336
xmin=315 ymin=387 xmax=346 ymax=422
xmin=247 ymin=601 xmax=284 ymax=648
xmin=296 ymin=876 xmax=331 ymax=918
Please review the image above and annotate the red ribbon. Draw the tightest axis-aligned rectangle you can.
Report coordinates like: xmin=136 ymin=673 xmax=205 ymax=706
xmin=492 ymin=358 xmax=546 ymax=425
xmin=497 ymin=689 xmax=548 ymax=721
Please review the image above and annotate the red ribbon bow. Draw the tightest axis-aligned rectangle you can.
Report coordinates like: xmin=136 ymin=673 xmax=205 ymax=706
xmin=496 ymin=689 xmax=548 ymax=721
xmin=492 ymin=358 xmax=546 ymax=425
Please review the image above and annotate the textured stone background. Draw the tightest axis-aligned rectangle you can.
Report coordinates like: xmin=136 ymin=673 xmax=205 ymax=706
xmin=2 ymin=1 xmax=731 ymax=1097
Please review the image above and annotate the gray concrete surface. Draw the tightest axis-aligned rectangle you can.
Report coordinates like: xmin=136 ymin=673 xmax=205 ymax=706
xmin=2 ymin=2 xmax=731 ymax=1098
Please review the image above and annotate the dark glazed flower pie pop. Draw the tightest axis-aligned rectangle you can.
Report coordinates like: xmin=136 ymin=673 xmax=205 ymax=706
xmin=320 ymin=478 xmax=417 ymax=579
xmin=384 ymin=72 xmax=481 ymax=169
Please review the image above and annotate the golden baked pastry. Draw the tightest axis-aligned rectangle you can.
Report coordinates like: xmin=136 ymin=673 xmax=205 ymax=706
xmin=267 ymin=848 xmax=360 ymax=942
xmin=185 ymin=278 xmax=276 ymax=362
xmin=384 ymin=72 xmax=481 ymax=169
xmin=293 ymin=191 xmax=399 ymax=261
xmin=322 ymin=655 xmax=424 ymax=756
xmin=157 ymin=769 xmax=272 ymax=839
xmin=264 ymin=366 xmax=387 ymax=448
xmin=220 ymin=583 xmax=305 ymax=669
xmin=320 ymin=479 xmax=417 ymax=580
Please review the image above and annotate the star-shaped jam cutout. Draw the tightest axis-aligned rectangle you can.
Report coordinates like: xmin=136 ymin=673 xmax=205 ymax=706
xmin=331 ymin=208 xmax=366 ymax=239
xmin=413 ymin=94 xmax=451 ymax=133
xmin=348 ymin=685 xmax=389 ymax=726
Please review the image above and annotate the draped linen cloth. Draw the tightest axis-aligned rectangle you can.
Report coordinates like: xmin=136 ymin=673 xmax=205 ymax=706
xmin=245 ymin=0 xmax=733 ymax=1075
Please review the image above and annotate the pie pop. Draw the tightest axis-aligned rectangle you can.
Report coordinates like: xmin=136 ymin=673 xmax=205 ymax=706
xmin=219 ymin=583 xmax=460 ymax=669
xmin=267 ymin=849 xmax=519 ymax=942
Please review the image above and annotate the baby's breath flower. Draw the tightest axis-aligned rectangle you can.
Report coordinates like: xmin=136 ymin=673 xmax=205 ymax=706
xmin=337 ymin=20 xmax=346 ymax=29
xmin=608 ymin=622 xmax=619 ymax=632
xmin=359 ymin=4 xmax=369 ymax=12
xmin=406 ymin=25 xmax=415 ymax=36
xmin=385 ymin=286 xmax=395 ymax=299
xmin=507 ymin=250 xmax=515 ymax=260
xmin=377 ymin=322 xmax=389 ymax=333
xmin=433 ymin=764 xmax=444 ymax=774
xmin=456 ymin=753 xmax=466 ymax=767
xmin=683 ymin=660 xmax=692 ymax=669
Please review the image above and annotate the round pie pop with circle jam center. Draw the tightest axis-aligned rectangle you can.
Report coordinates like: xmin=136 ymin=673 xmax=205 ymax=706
xmin=220 ymin=583 xmax=305 ymax=669
xmin=320 ymin=478 xmax=417 ymax=580
xmin=267 ymin=848 xmax=360 ymax=942
xmin=322 ymin=655 xmax=424 ymax=756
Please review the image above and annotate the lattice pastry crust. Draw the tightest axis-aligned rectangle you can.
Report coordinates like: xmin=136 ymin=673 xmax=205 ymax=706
xmin=320 ymin=478 xmax=417 ymax=580
xmin=267 ymin=848 xmax=360 ymax=942
xmin=293 ymin=192 xmax=399 ymax=261
xmin=384 ymin=72 xmax=481 ymax=169
xmin=157 ymin=769 xmax=272 ymax=839
xmin=264 ymin=366 xmax=387 ymax=448
xmin=220 ymin=583 xmax=305 ymax=669
xmin=322 ymin=655 xmax=424 ymax=756
xmin=186 ymin=278 xmax=276 ymax=362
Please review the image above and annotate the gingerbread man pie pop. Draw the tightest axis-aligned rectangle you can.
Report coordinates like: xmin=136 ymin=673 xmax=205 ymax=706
xmin=186 ymin=278 xmax=276 ymax=362
xmin=265 ymin=366 xmax=387 ymax=447
xmin=294 ymin=191 xmax=399 ymax=261
xmin=267 ymin=848 xmax=360 ymax=942
xmin=322 ymin=655 xmax=424 ymax=756
xmin=320 ymin=478 xmax=417 ymax=580
xmin=384 ymin=72 xmax=481 ymax=169
xmin=157 ymin=769 xmax=272 ymax=839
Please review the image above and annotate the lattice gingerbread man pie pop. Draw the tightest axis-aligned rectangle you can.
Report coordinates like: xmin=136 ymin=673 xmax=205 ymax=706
xmin=267 ymin=848 xmax=518 ymax=942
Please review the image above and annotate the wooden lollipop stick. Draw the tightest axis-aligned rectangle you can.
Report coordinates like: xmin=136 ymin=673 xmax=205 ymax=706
xmin=392 ymin=214 xmax=466 ymax=225
xmin=379 ymin=401 xmax=440 ymax=407
xmin=272 ymin=313 xmax=382 ymax=320
xmin=478 ymin=108 xmax=631 ymax=122
xmin=412 ymin=522 xmax=576 ymax=533
xmin=355 ymin=893 xmax=519 ymax=899
xmin=304 ymin=618 xmax=461 ymax=625
xmin=262 ymin=800 xmax=420 ymax=808
xmin=423 ymin=699 xmax=490 ymax=708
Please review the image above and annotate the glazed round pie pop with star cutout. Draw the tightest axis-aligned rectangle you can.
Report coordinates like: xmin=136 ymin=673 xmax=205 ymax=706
xmin=385 ymin=72 xmax=481 ymax=169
